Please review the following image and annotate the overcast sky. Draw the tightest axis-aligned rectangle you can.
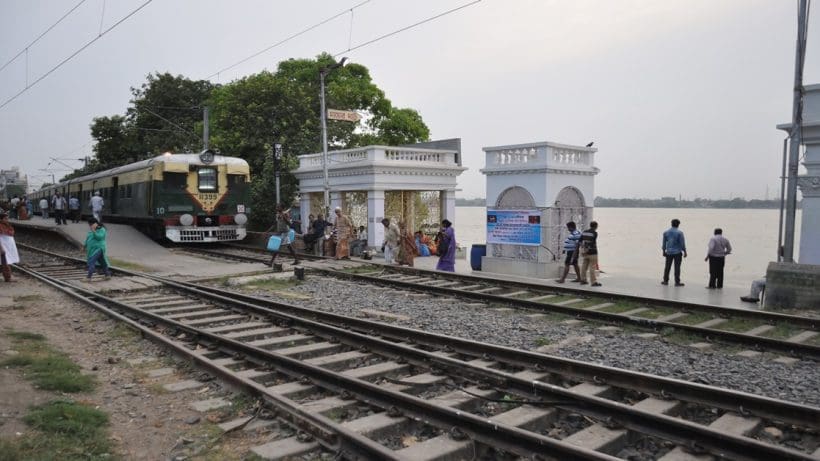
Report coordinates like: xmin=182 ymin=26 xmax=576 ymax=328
xmin=1 ymin=0 xmax=818 ymax=200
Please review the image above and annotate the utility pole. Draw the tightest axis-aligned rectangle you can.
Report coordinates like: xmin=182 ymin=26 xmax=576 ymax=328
xmin=274 ymin=143 xmax=283 ymax=206
xmin=320 ymin=57 xmax=347 ymax=218
xmin=203 ymin=106 xmax=210 ymax=150
xmin=783 ymin=0 xmax=809 ymax=263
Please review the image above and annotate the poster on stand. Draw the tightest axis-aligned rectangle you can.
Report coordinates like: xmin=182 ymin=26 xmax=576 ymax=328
xmin=486 ymin=209 xmax=541 ymax=246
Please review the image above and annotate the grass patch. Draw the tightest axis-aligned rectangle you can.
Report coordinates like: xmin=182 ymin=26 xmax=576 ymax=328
xmin=534 ymin=337 xmax=551 ymax=347
xmin=634 ymin=306 xmax=677 ymax=320
xmin=1 ymin=330 xmax=95 ymax=393
xmin=110 ymin=257 xmax=153 ymax=273
xmin=718 ymin=317 xmax=764 ymax=333
xmin=107 ymin=323 xmax=138 ymax=341
xmin=0 ymin=400 xmax=114 ymax=460
xmin=673 ymin=312 xmax=716 ymax=326
xmin=12 ymin=294 xmax=44 ymax=304
xmin=761 ymin=324 xmax=800 ymax=340
xmin=340 ymin=265 xmax=382 ymax=275
xmin=240 ymin=277 xmax=300 ymax=291
xmin=661 ymin=329 xmax=702 ymax=345
xmin=597 ymin=301 xmax=642 ymax=314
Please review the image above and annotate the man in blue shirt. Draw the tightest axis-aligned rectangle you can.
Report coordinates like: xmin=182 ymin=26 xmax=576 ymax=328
xmin=661 ymin=218 xmax=687 ymax=286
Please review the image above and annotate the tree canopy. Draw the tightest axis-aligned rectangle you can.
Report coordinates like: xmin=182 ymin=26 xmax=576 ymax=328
xmin=72 ymin=54 xmax=430 ymax=229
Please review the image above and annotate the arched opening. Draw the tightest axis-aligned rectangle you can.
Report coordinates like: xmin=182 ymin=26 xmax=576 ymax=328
xmin=492 ymin=186 xmax=538 ymax=260
xmin=549 ymin=186 xmax=588 ymax=259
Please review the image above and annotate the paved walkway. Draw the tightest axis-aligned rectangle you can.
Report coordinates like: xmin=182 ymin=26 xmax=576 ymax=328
xmin=12 ymin=219 xmax=263 ymax=278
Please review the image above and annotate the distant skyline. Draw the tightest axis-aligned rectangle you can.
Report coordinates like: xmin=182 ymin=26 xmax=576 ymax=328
xmin=1 ymin=0 xmax=819 ymax=200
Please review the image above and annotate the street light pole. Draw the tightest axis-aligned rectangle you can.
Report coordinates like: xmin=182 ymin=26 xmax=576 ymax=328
xmin=320 ymin=57 xmax=347 ymax=218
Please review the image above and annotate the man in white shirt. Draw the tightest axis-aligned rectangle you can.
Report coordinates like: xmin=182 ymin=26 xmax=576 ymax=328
xmin=90 ymin=191 xmax=104 ymax=222
xmin=39 ymin=198 xmax=49 ymax=219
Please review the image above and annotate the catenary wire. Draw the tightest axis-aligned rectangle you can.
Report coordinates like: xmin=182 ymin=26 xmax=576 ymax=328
xmin=0 ymin=0 xmax=88 ymax=74
xmin=205 ymin=0 xmax=372 ymax=80
xmin=333 ymin=0 xmax=483 ymax=56
xmin=0 ymin=0 xmax=154 ymax=111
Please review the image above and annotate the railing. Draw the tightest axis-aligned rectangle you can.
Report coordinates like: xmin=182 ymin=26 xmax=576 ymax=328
xmin=484 ymin=144 xmax=594 ymax=170
xmin=298 ymin=146 xmax=459 ymax=170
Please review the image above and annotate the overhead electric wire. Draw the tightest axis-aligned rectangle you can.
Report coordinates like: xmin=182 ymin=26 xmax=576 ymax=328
xmin=205 ymin=0 xmax=372 ymax=80
xmin=0 ymin=0 xmax=154 ymax=111
xmin=0 ymin=0 xmax=88 ymax=74
xmin=334 ymin=0 xmax=482 ymax=56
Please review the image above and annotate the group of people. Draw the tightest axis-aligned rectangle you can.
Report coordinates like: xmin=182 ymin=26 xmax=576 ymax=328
xmin=3 ymin=191 xmax=104 ymax=225
xmin=0 ymin=209 xmax=111 ymax=283
xmin=556 ymin=218 xmax=735 ymax=290
xmin=266 ymin=205 xmax=458 ymax=272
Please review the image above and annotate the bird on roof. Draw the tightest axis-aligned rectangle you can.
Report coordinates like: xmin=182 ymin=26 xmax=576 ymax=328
xmin=586 ymin=142 xmax=594 ymax=147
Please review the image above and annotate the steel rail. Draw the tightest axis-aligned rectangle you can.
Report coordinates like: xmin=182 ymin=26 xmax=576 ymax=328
xmin=16 ymin=262 xmax=616 ymax=460
xmin=123 ymin=271 xmax=820 ymax=460
xmin=315 ymin=268 xmax=820 ymax=359
xmin=13 ymin=264 xmax=399 ymax=461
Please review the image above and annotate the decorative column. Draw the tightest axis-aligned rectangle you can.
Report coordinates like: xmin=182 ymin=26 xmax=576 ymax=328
xmin=440 ymin=189 xmax=456 ymax=224
xmin=367 ymin=190 xmax=385 ymax=248
xmin=299 ymin=194 xmax=312 ymax=234
xmin=797 ymin=131 xmax=820 ymax=264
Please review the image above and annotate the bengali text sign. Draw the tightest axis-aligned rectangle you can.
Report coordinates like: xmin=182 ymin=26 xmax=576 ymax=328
xmin=486 ymin=209 xmax=541 ymax=246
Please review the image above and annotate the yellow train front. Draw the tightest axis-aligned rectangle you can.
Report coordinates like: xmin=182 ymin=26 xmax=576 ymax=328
xmin=31 ymin=151 xmax=251 ymax=242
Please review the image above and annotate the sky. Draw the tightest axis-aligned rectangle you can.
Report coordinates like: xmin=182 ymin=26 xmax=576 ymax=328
xmin=1 ymin=0 xmax=819 ymax=200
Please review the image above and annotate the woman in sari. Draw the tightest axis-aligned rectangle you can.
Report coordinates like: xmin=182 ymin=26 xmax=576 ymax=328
xmin=397 ymin=222 xmax=416 ymax=267
xmin=435 ymin=219 xmax=456 ymax=272
xmin=0 ymin=211 xmax=20 ymax=282
xmin=333 ymin=207 xmax=352 ymax=260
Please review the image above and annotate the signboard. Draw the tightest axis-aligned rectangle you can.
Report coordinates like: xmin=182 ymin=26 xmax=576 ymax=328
xmin=486 ymin=209 xmax=541 ymax=246
xmin=327 ymin=109 xmax=361 ymax=122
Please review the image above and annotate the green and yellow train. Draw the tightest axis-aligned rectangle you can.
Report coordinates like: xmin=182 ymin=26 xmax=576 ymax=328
xmin=30 ymin=151 xmax=251 ymax=242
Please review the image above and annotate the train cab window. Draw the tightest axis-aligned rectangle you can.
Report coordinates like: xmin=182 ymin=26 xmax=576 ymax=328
xmin=228 ymin=174 xmax=245 ymax=185
xmin=163 ymin=172 xmax=187 ymax=190
xmin=198 ymin=168 xmax=217 ymax=192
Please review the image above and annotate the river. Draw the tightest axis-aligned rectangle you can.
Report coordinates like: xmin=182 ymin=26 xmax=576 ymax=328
xmin=454 ymin=207 xmax=802 ymax=289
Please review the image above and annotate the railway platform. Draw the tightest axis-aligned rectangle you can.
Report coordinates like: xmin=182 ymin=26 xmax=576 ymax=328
xmin=372 ymin=254 xmax=753 ymax=310
xmin=11 ymin=219 xmax=263 ymax=278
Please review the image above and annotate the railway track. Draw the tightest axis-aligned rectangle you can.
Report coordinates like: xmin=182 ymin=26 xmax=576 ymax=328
xmin=178 ymin=245 xmax=820 ymax=361
xmin=14 ymin=244 xmax=820 ymax=460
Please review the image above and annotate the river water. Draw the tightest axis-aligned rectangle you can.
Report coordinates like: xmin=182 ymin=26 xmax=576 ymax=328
xmin=454 ymin=207 xmax=802 ymax=288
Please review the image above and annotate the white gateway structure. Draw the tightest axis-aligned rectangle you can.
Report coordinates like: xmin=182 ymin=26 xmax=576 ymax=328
xmin=480 ymin=141 xmax=599 ymax=278
xmin=293 ymin=144 xmax=467 ymax=248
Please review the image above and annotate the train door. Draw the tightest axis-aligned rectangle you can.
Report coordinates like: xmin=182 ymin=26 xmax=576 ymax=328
xmin=77 ymin=184 xmax=83 ymax=217
xmin=111 ymin=177 xmax=118 ymax=215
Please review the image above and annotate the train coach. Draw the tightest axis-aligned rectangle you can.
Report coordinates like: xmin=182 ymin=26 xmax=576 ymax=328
xmin=30 ymin=150 xmax=251 ymax=242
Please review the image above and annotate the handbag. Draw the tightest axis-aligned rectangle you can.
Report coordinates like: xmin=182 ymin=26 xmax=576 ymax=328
xmin=267 ymin=235 xmax=282 ymax=252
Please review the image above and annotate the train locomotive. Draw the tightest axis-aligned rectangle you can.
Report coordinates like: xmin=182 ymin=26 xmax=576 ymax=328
xmin=30 ymin=150 xmax=250 ymax=242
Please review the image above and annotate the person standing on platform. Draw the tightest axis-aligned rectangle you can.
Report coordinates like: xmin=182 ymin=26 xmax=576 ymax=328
xmin=85 ymin=218 xmax=111 ymax=281
xmin=578 ymin=221 xmax=600 ymax=286
xmin=17 ymin=196 xmax=29 ymax=220
xmin=704 ymin=228 xmax=732 ymax=289
xmin=661 ymin=218 xmax=687 ymax=286
xmin=381 ymin=218 xmax=399 ymax=264
xmin=39 ymin=197 xmax=49 ymax=220
xmin=333 ymin=207 xmax=352 ymax=260
xmin=0 ymin=211 xmax=20 ymax=282
xmin=9 ymin=196 xmax=19 ymax=220
xmin=556 ymin=221 xmax=582 ymax=283
xmin=90 ymin=191 xmax=104 ymax=222
xmin=266 ymin=204 xmax=299 ymax=267
xmin=52 ymin=192 xmax=67 ymax=225
xmin=435 ymin=219 xmax=456 ymax=272
xmin=397 ymin=221 xmax=416 ymax=267
xmin=69 ymin=195 xmax=80 ymax=223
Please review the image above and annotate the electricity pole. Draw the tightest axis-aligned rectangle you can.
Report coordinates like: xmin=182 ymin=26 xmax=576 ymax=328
xmin=203 ymin=106 xmax=210 ymax=150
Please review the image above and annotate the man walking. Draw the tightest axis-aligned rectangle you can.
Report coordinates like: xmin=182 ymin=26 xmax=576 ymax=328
xmin=90 ymin=191 xmax=104 ymax=222
xmin=556 ymin=221 xmax=582 ymax=283
xmin=52 ymin=192 xmax=67 ymax=225
xmin=662 ymin=218 xmax=687 ymax=286
xmin=68 ymin=195 xmax=80 ymax=223
xmin=578 ymin=221 xmax=601 ymax=287
xmin=39 ymin=197 xmax=49 ymax=220
xmin=381 ymin=218 xmax=400 ymax=264
xmin=704 ymin=228 xmax=732 ymax=289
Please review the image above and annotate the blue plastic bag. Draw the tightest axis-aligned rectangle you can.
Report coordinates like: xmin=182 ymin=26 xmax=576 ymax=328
xmin=267 ymin=235 xmax=282 ymax=252
xmin=288 ymin=229 xmax=295 ymax=244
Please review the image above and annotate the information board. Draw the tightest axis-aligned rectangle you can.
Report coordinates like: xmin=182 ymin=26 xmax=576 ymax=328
xmin=486 ymin=209 xmax=541 ymax=246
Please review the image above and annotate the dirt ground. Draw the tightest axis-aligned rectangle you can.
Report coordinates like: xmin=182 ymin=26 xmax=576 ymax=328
xmin=0 ymin=274 xmax=261 ymax=460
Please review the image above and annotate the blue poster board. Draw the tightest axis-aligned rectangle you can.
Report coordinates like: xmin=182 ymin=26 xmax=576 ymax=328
xmin=486 ymin=209 xmax=541 ymax=246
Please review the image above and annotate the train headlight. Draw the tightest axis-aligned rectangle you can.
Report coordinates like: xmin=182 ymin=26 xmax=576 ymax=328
xmin=179 ymin=214 xmax=194 ymax=226
xmin=234 ymin=213 xmax=248 ymax=226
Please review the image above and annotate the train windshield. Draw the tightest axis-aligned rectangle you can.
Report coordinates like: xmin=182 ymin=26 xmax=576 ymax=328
xmin=198 ymin=168 xmax=217 ymax=191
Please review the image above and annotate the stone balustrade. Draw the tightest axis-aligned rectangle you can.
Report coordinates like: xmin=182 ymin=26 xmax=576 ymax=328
xmin=483 ymin=142 xmax=595 ymax=171
xmin=299 ymin=146 xmax=458 ymax=169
